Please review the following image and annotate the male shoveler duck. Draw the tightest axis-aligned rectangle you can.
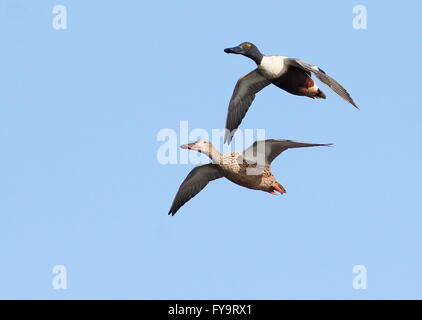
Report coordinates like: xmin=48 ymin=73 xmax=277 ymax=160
xmin=223 ymin=42 xmax=359 ymax=143
xmin=168 ymin=139 xmax=331 ymax=215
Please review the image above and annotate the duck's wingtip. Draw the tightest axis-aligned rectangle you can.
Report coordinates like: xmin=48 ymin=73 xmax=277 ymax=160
xmin=351 ymin=101 xmax=360 ymax=109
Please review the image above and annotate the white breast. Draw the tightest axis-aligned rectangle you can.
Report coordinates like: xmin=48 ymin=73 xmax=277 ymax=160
xmin=259 ymin=55 xmax=287 ymax=79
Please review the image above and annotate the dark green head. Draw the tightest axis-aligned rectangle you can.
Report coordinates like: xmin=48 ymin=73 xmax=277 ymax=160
xmin=224 ymin=42 xmax=263 ymax=65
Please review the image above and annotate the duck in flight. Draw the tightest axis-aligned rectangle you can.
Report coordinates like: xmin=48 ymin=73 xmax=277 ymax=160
xmin=168 ymin=138 xmax=331 ymax=215
xmin=223 ymin=42 xmax=359 ymax=143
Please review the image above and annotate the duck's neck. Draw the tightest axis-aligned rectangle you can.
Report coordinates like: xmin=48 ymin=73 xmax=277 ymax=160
xmin=206 ymin=146 xmax=222 ymax=164
xmin=246 ymin=48 xmax=264 ymax=65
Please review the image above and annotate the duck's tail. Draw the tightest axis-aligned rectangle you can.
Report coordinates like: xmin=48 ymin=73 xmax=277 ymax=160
xmin=315 ymin=88 xmax=326 ymax=99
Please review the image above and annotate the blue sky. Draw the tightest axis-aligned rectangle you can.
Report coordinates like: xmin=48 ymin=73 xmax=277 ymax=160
xmin=0 ymin=0 xmax=421 ymax=299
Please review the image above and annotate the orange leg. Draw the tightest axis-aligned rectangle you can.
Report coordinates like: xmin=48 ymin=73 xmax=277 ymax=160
xmin=273 ymin=184 xmax=286 ymax=194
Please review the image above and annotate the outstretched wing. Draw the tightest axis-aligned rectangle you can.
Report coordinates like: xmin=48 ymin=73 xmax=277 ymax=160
xmin=285 ymin=58 xmax=359 ymax=108
xmin=168 ymin=164 xmax=224 ymax=216
xmin=242 ymin=139 xmax=332 ymax=168
xmin=225 ymin=69 xmax=271 ymax=144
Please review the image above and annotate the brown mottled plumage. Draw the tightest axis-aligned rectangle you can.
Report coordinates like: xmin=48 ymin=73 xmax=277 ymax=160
xmin=168 ymin=139 xmax=331 ymax=215
xmin=219 ymin=153 xmax=281 ymax=193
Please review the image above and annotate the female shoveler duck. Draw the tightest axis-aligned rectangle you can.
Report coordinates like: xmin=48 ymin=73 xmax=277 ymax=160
xmin=223 ymin=42 xmax=359 ymax=143
xmin=168 ymin=138 xmax=331 ymax=215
